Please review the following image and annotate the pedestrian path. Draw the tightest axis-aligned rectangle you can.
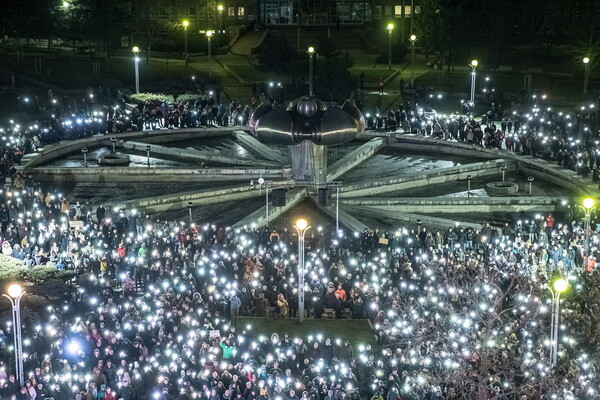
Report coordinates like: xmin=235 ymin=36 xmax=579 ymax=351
xmin=231 ymin=30 xmax=267 ymax=55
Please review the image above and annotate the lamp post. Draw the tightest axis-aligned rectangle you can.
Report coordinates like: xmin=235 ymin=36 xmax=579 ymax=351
xmin=548 ymin=278 xmax=568 ymax=368
xmin=386 ymin=23 xmax=394 ymax=70
xmin=3 ymin=284 xmax=24 ymax=386
xmin=307 ymin=46 xmax=315 ymax=96
xmin=293 ymin=219 xmax=311 ymax=323
xmin=82 ymin=148 xmax=88 ymax=167
xmin=469 ymin=59 xmax=478 ymax=104
xmin=579 ymin=197 xmax=596 ymax=267
xmin=501 ymin=164 xmax=507 ymax=182
xmin=217 ymin=5 xmax=224 ymax=34
xmin=206 ymin=30 xmax=214 ymax=58
xmin=182 ymin=20 xmax=190 ymax=61
xmin=335 ymin=185 xmax=340 ymax=233
xmin=187 ymin=201 xmax=193 ymax=222
xmin=528 ymin=176 xmax=534 ymax=195
xmin=132 ymin=46 xmax=141 ymax=94
xmin=466 ymin=174 xmax=472 ymax=197
xmin=583 ymin=57 xmax=590 ymax=97
xmin=409 ymin=34 xmax=416 ymax=88
xmin=265 ymin=187 xmax=269 ymax=226
xmin=145 ymin=145 xmax=151 ymax=168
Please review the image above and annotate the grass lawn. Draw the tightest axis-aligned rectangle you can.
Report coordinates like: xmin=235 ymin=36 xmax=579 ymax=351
xmin=238 ymin=317 xmax=378 ymax=350
xmin=414 ymin=69 xmax=587 ymax=101
xmin=227 ymin=64 xmax=284 ymax=82
xmin=351 ymin=66 xmax=398 ymax=84
xmin=0 ymin=55 xmax=202 ymax=90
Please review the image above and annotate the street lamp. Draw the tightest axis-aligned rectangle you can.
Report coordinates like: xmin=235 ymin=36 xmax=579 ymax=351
xmin=182 ymin=20 xmax=190 ymax=61
xmin=132 ymin=46 xmax=141 ymax=94
xmin=307 ymin=46 xmax=316 ymax=96
xmin=466 ymin=174 xmax=472 ymax=197
xmin=409 ymin=34 xmax=416 ymax=88
xmin=145 ymin=145 xmax=151 ymax=167
xmin=206 ymin=30 xmax=214 ymax=58
xmin=469 ymin=59 xmax=478 ymax=104
xmin=217 ymin=5 xmax=224 ymax=34
xmin=548 ymin=278 xmax=568 ymax=368
xmin=583 ymin=57 xmax=590 ymax=96
xmin=386 ymin=24 xmax=394 ymax=71
xmin=81 ymin=147 xmax=88 ymax=167
xmin=3 ymin=284 xmax=24 ymax=386
xmin=579 ymin=197 xmax=596 ymax=267
xmin=528 ymin=176 xmax=534 ymax=195
xmin=293 ymin=219 xmax=311 ymax=323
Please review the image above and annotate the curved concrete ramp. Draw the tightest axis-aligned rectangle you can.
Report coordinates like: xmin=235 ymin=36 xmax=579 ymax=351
xmin=231 ymin=31 xmax=267 ymax=55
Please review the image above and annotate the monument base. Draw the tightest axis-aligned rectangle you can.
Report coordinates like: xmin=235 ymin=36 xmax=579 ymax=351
xmin=288 ymin=141 xmax=327 ymax=183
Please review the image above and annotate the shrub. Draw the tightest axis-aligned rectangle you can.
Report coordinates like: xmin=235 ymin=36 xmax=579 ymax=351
xmin=29 ymin=279 xmax=71 ymax=301
xmin=175 ymin=93 xmax=201 ymax=103
xmin=0 ymin=255 xmax=28 ymax=283
xmin=130 ymin=93 xmax=175 ymax=103
xmin=28 ymin=266 xmax=75 ymax=282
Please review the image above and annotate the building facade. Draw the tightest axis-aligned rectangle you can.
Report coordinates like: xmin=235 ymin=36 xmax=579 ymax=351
xmin=124 ymin=0 xmax=419 ymax=45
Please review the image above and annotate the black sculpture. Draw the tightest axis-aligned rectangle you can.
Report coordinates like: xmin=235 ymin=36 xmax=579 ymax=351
xmin=248 ymin=96 xmax=365 ymax=145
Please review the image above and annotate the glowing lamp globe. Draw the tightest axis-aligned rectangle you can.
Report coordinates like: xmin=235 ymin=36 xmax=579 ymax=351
xmin=471 ymin=60 xmax=478 ymax=67
xmin=295 ymin=219 xmax=308 ymax=231
xmin=410 ymin=34 xmax=417 ymax=41
xmin=583 ymin=57 xmax=590 ymax=64
xmin=583 ymin=197 xmax=595 ymax=209
xmin=553 ymin=279 xmax=568 ymax=293
xmin=7 ymin=284 xmax=23 ymax=298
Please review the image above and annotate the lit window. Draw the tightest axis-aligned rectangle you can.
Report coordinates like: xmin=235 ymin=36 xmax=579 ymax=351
xmin=237 ymin=7 xmax=245 ymax=18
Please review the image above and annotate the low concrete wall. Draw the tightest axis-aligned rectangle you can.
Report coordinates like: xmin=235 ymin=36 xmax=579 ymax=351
xmin=327 ymin=138 xmax=385 ymax=181
xmin=385 ymin=135 xmax=598 ymax=196
xmin=342 ymin=196 xmax=562 ymax=214
xmin=123 ymin=140 xmax=264 ymax=167
xmin=110 ymin=185 xmax=265 ymax=214
xmin=30 ymin=167 xmax=285 ymax=183
xmin=233 ymin=187 xmax=307 ymax=229
xmin=233 ymin=131 xmax=287 ymax=163
xmin=22 ymin=127 xmax=237 ymax=170
xmin=344 ymin=205 xmax=482 ymax=230
xmin=342 ymin=159 xmax=515 ymax=197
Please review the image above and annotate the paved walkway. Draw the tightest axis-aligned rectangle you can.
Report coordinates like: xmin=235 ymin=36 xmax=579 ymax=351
xmin=231 ymin=30 xmax=266 ymax=55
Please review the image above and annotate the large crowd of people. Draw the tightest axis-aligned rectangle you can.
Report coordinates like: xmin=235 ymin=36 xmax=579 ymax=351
xmin=366 ymin=96 xmax=600 ymax=182
xmin=0 ymin=90 xmax=598 ymax=400
xmin=0 ymin=179 xmax=597 ymax=400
